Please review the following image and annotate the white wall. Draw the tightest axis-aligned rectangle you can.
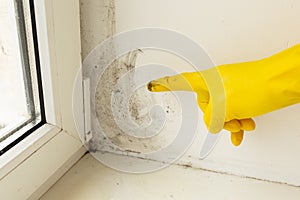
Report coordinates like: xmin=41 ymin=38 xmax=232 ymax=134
xmin=115 ymin=0 xmax=300 ymax=186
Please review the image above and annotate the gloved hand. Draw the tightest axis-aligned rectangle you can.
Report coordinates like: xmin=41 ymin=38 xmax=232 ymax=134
xmin=147 ymin=44 xmax=300 ymax=146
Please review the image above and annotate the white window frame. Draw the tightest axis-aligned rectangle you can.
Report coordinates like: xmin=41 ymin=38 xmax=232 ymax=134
xmin=0 ymin=0 xmax=86 ymax=199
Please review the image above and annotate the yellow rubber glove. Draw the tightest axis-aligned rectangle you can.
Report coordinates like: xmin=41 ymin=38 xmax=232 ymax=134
xmin=147 ymin=44 xmax=300 ymax=146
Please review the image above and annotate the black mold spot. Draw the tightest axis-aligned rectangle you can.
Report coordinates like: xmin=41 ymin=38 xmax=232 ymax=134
xmin=125 ymin=149 xmax=141 ymax=154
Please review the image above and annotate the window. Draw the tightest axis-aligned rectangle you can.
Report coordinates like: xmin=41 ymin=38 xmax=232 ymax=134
xmin=0 ymin=0 xmax=45 ymax=155
xmin=0 ymin=0 xmax=84 ymax=198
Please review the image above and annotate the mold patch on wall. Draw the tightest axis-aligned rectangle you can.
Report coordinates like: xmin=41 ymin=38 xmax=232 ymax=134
xmin=80 ymin=0 xmax=182 ymax=155
xmin=92 ymin=50 xmax=181 ymax=154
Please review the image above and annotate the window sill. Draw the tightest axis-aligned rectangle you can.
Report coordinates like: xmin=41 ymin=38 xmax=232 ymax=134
xmin=0 ymin=124 xmax=86 ymax=199
xmin=0 ymin=124 xmax=61 ymax=179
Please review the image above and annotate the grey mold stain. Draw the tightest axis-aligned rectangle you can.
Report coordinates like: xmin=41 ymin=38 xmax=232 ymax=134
xmin=81 ymin=0 xmax=182 ymax=155
xmin=92 ymin=50 xmax=181 ymax=154
xmin=0 ymin=123 xmax=5 ymax=131
xmin=1 ymin=45 xmax=6 ymax=55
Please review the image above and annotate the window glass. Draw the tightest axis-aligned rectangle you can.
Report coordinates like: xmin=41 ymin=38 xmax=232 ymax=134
xmin=0 ymin=0 xmax=45 ymax=154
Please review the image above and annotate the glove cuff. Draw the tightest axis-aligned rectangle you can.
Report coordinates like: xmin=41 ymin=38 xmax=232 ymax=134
xmin=201 ymin=67 xmax=226 ymax=133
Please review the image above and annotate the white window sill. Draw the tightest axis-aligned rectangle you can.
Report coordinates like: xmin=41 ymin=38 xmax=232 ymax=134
xmin=0 ymin=124 xmax=86 ymax=200
xmin=0 ymin=124 xmax=61 ymax=179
